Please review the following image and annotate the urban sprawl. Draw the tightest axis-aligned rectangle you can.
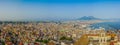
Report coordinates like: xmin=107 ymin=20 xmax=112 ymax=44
xmin=0 ymin=20 xmax=120 ymax=45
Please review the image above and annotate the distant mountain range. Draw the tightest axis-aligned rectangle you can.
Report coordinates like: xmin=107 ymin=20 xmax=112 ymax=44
xmin=78 ymin=16 xmax=101 ymax=20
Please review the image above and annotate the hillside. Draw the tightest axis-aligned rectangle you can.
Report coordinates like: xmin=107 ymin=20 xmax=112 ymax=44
xmin=78 ymin=16 xmax=100 ymax=20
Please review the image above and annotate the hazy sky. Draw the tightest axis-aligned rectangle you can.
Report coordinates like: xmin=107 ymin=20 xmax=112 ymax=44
xmin=0 ymin=0 xmax=120 ymax=21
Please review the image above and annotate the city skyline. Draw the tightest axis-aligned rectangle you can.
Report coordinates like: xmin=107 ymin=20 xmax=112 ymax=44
xmin=0 ymin=0 xmax=120 ymax=21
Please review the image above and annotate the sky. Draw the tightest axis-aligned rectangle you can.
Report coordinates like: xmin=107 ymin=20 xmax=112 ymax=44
xmin=0 ymin=0 xmax=120 ymax=21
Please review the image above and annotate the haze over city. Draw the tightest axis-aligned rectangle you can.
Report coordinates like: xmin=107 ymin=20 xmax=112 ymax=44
xmin=1 ymin=0 xmax=120 ymax=45
xmin=0 ymin=0 xmax=120 ymax=21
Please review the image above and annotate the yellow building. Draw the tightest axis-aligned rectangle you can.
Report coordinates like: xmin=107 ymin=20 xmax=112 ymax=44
xmin=87 ymin=30 xmax=111 ymax=45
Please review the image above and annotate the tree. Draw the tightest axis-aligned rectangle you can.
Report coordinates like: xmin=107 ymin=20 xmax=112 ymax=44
xmin=74 ymin=35 xmax=89 ymax=45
